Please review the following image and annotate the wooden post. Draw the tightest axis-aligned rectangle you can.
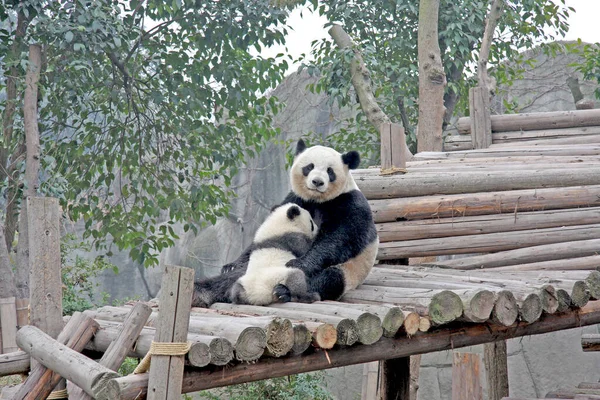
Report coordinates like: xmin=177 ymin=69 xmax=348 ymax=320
xmin=147 ymin=266 xmax=195 ymax=399
xmin=452 ymin=352 xmax=483 ymax=400
xmin=484 ymin=341 xmax=509 ymax=400
xmin=361 ymin=361 xmax=379 ymax=399
xmin=379 ymin=357 xmax=410 ymax=400
xmin=14 ymin=298 xmax=29 ymax=328
xmin=0 ymin=298 xmax=17 ymax=353
xmin=380 ymin=122 xmax=412 ymax=173
xmin=469 ymin=86 xmax=492 ymax=149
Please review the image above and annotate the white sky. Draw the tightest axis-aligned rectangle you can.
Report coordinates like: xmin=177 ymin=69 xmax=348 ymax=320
xmin=265 ymin=1 xmax=600 ymax=76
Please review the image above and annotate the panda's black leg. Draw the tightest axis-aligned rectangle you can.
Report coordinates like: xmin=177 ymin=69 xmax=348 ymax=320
xmin=273 ymin=284 xmax=292 ymax=303
xmin=308 ymin=267 xmax=345 ymax=301
xmin=284 ymin=269 xmax=320 ymax=303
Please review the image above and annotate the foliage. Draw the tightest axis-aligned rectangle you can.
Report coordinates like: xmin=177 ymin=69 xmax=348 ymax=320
xmin=0 ymin=0 xmax=294 ymax=270
xmin=118 ymin=357 xmax=139 ymax=376
xmin=197 ymin=372 xmax=334 ymax=400
xmin=573 ymin=41 xmax=600 ymax=99
xmin=61 ymin=234 xmax=113 ymax=315
xmin=302 ymin=0 xmax=572 ymax=159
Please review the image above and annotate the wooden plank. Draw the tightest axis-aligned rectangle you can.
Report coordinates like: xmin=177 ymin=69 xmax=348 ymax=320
xmin=469 ymin=86 xmax=492 ymax=149
xmin=377 ymin=224 xmax=600 ymax=260
xmin=100 ymin=300 xmax=600 ymax=398
xmin=484 ymin=341 xmax=509 ymax=400
xmin=369 ymin=185 xmax=600 ymax=223
xmin=452 ymin=352 xmax=483 ymax=400
xmin=381 ymin=123 xmax=393 ymax=171
xmin=493 ymin=126 xmax=600 ymax=141
xmin=14 ymin=298 xmax=29 ymax=328
xmin=28 ymin=197 xmax=63 ymax=339
xmin=377 ymin=207 xmax=600 ymax=242
xmin=380 ymin=123 xmax=410 ymax=171
xmin=361 ymin=361 xmax=379 ymax=400
xmin=147 ymin=266 xmax=194 ymax=400
xmin=457 ymin=108 xmax=600 ymax=134
xmin=0 ymin=298 xmax=17 ymax=353
xmin=356 ymin=166 xmax=600 ymax=200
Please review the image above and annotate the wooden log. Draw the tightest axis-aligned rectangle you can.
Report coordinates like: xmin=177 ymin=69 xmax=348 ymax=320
xmin=369 ymin=185 xmax=600 ymax=223
xmin=413 ymin=145 xmax=600 ymax=161
xmin=14 ymin=298 xmax=29 ymax=328
xmin=469 ymin=86 xmax=492 ymax=149
xmin=0 ymin=298 xmax=18 ymax=353
xmin=452 ymin=352 xmax=483 ymax=400
xmin=485 ymin=341 xmax=509 ymax=400
xmin=269 ymin=302 xmax=383 ymax=345
xmin=357 ymin=167 xmax=600 ymax=200
xmin=581 ymin=334 xmax=600 ymax=352
xmin=376 ymin=207 xmax=600 ymax=243
xmin=418 ymin=317 xmax=431 ymax=333
xmin=491 ymin=255 xmax=600 ymax=272
xmin=147 ymin=266 xmax=194 ymax=400
xmin=585 ymin=271 xmax=600 ymax=300
xmin=492 ymin=291 xmax=519 ymax=326
xmin=210 ymin=303 xmax=359 ymax=346
xmin=378 ymin=224 xmax=600 ymax=260
xmin=456 ymin=108 xmax=600 ymax=134
xmin=462 ymin=290 xmax=496 ymax=323
xmin=491 ymin=134 xmax=600 ymax=148
xmin=85 ymin=319 xmax=234 ymax=366
xmin=14 ymin=318 xmax=104 ymax=400
xmin=493 ymin=126 xmax=600 ymax=142
xmin=570 ymin=281 xmax=590 ymax=308
xmin=320 ymin=301 xmax=405 ymax=338
xmin=98 ymin=300 xmax=600 ymax=398
xmin=515 ymin=293 xmax=543 ymax=323
xmin=402 ymin=311 xmax=422 ymax=336
xmin=556 ymin=289 xmax=572 ymax=313
xmin=68 ymin=303 xmax=152 ymax=400
xmin=429 ymin=239 xmax=600 ymax=269
xmin=444 ymin=135 xmax=474 ymax=151
xmin=404 ymin=154 xmax=600 ymax=169
xmin=0 ymin=351 xmax=29 ymax=377
xmin=301 ymin=321 xmax=337 ymax=349
xmin=291 ymin=324 xmax=312 ymax=355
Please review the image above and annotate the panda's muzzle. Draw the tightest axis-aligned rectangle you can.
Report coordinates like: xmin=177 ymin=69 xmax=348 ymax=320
xmin=312 ymin=178 xmax=324 ymax=188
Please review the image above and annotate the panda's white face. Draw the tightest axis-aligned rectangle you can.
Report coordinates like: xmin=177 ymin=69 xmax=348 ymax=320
xmin=290 ymin=141 xmax=360 ymax=203
xmin=254 ymin=203 xmax=318 ymax=242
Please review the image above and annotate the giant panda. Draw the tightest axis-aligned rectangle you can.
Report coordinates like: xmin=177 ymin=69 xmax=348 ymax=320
xmin=223 ymin=139 xmax=379 ymax=301
xmin=229 ymin=203 xmax=320 ymax=306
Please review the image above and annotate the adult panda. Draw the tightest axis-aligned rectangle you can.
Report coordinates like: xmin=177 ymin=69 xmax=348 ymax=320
xmin=223 ymin=139 xmax=378 ymax=301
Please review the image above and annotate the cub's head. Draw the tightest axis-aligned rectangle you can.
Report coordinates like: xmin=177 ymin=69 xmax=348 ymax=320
xmin=254 ymin=203 xmax=318 ymax=243
xmin=290 ymin=139 xmax=360 ymax=203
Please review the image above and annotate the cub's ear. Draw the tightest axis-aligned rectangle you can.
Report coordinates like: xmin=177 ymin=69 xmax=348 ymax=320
xmin=287 ymin=205 xmax=301 ymax=220
xmin=295 ymin=139 xmax=307 ymax=156
xmin=342 ymin=151 xmax=360 ymax=169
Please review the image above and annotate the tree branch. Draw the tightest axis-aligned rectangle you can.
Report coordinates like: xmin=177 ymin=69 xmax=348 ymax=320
xmin=328 ymin=24 xmax=391 ymax=132
xmin=478 ymin=0 xmax=505 ymax=89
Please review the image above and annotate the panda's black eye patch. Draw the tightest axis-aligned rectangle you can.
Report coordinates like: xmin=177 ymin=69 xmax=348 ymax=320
xmin=302 ymin=163 xmax=314 ymax=176
xmin=327 ymin=167 xmax=336 ymax=182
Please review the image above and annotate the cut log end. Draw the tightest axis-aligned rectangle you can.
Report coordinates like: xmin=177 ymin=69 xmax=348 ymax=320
xmin=187 ymin=342 xmax=211 ymax=367
xmin=356 ymin=313 xmax=383 ymax=345
xmin=539 ymin=285 xmax=559 ymax=314
xmin=517 ymin=293 xmax=543 ymax=324
xmin=571 ymin=281 xmax=591 ymax=308
xmin=418 ymin=317 xmax=431 ymax=332
xmin=263 ymin=318 xmax=294 ymax=358
xmin=312 ymin=323 xmax=337 ymax=350
xmin=463 ymin=290 xmax=495 ymax=323
xmin=428 ymin=291 xmax=463 ymax=325
xmin=336 ymin=319 xmax=359 ymax=346
xmin=234 ymin=327 xmax=266 ymax=361
xmin=291 ymin=325 xmax=312 ymax=355
xmin=207 ymin=338 xmax=234 ymax=366
xmin=585 ymin=271 xmax=600 ymax=300
xmin=556 ymin=289 xmax=572 ymax=312
xmin=402 ymin=311 xmax=421 ymax=336
xmin=381 ymin=307 xmax=405 ymax=338
xmin=492 ymin=291 xmax=519 ymax=326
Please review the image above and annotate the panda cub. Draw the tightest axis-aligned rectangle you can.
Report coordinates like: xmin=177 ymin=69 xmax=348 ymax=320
xmin=229 ymin=203 xmax=321 ymax=306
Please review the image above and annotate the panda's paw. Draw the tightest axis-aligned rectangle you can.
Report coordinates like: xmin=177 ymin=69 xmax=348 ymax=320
xmin=295 ymin=292 xmax=321 ymax=303
xmin=220 ymin=262 xmax=237 ymax=274
xmin=273 ymin=284 xmax=292 ymax=303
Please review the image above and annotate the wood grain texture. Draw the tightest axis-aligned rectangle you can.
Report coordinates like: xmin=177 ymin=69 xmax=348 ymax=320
xmin=485 ymin=341 xmax=509 ymax=400
xmin=452 ymin=352 xmax=483 ymax=400
xmin=469 ymin=86 xmax=492 ymax=149
xmin=0 ymin=298 xmax=17 ymax=353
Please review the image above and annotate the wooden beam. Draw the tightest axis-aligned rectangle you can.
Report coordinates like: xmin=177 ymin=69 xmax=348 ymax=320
xmin=147 ymin=265 xmax=194 ymax=400
xmin=452 ymin=352 xmax=483 ymax=400
xmin=469 ymin=87 xmax=492 ymax=149
xmin=457 ymin=108 xmax=600 ymax=134
xmin=581 ymin=334 xmax=600 ymax=352
xmin=356 ymin=166 xmax=600 ymax=200
xmin=368 ymin=185 xmax=600 ymax=223
xmin=99 ymin=301 xmax=600 ymax=398
xmin=0 ymin=298 xmax=17 ymax=353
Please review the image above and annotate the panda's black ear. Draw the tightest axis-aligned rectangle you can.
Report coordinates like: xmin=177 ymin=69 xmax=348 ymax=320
xmin=342 ymin=151 xmax=360 ymax=169
xmin=287 ymin=205 xmax=301 ymax=220
xmin=295 ymin=139 xmax=307 ymax=156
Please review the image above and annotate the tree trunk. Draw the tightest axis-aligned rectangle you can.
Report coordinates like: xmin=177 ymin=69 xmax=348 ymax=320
xmin=417 ymin=0 xmax=446 ymax=152
xmin=15 ymin=44 xmax=42 ymax=298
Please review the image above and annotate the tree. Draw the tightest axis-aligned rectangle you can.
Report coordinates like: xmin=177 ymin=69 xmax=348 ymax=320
xmin=0 ymin=0 xmax=296 ymax=297
xmin=304 ymin=0 xmax=572 ymax=157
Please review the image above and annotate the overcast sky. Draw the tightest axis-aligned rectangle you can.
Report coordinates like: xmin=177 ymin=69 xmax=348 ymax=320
xmin=267 ymin=0 xmax=600 ymax=75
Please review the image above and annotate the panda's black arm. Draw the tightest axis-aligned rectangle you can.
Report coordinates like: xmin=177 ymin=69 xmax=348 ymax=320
xmin=220 ymin=246 xmax=253 ymax=274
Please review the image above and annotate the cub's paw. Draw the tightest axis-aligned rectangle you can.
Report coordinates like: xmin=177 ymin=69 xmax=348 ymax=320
xmin=220 ymin=262 xmax=237 ymax=274
xmin=285 ymin=258 xmax=304 ymax=269
xmin=273 ymin=284 xmax=292 ymax=303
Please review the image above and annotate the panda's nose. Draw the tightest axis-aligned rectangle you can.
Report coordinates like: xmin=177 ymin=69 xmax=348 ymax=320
xmin=312 ymin=178 xmax=324 ymax=188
